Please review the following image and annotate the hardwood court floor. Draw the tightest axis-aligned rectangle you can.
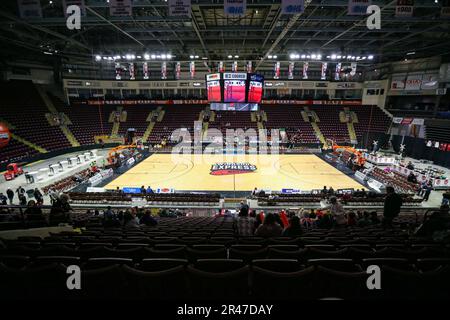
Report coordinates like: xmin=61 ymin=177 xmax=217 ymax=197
xmin=105 ymin=153 xmax=365 ymax=192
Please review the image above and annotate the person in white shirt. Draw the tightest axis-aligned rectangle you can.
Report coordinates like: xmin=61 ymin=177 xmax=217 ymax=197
xmin=329 ymin=196 xmax=346 ymax=226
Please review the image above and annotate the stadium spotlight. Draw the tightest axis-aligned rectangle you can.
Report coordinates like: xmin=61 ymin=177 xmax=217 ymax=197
xmin=268 ymin=55 xmax=273 ymax=59
xmin=301 ymin=54 xmax=306 ymax=59
xmin=144 ymin=54 xmax=150 ymax=60
xmin=311 ymin=54 xmax=317 ymax=59
xmin=331 ymin=54 xmax=337 ymax=60
xmin=95 ymin=55 xmax=101 ymax=61
xmin=273 ymin=55 xmax=277 ymax=59
xmin=195 ymin=55 xmax=199 ymax=59
xmin=167 ymin=54 xmax=172 ymax=59
xmin=189 ymin=55 xmax=194 ymax=59
xmin=151 ymin=54 xmax=156 ymax=59
xmin=337 ymin=55 xmax=342 ymax=59
xmin=227 ymin=55 xmax=232 ymax=58
xmin=368 ymin=55 xmax=374 ymax=60
xmin=234 ymin=55 xmax=239 ymax=58
xmin=161 ymin=54 xmax=167 ymax=59
xmin=114 ymin=55 xmax=121 ymax=60
xmin=289 ymin=53 xmax=296 ymax=59
xmin=317 ymin=54 xmax=322 ymax=60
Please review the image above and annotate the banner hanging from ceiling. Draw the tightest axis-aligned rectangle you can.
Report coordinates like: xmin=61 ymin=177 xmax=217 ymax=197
xmin=218 ymin=61 xmax=224 ymax=73
xmin=189 ymin=61 xmax=195 ymax=79
xmin=161 ymin=62 xmax=167 ymax=80
xmin=224 ymin=0 xmax=246 ymax=16
xmin=246 ymin=61 xmax=253 ymax=73
xmin=143 ymin=62 xmax=149 ymax=80
xmin=335 ymin=63 xmax=342 ymax=81
xmin=302 ymin=62 xmax=309 ymax=79
xmin=274 ymin=62 xmax=281 ymax=79
xmin=109 ymin=0 xmax=132 ymax=16
xmin=175 ymin=62 xmax=181 ymax=80
xmin=232 ymin=61 xmax=238 ymax=72
xmin=17 ymin=0 xmax=42 ymax=19
xmin=288 ymin=62 xmax=295 ymax=80
xmin=321 ymin=62 xmax=328 ymax=80
xmin=115 ymin=63 xmax=122 ymax=80
xmin=129 ymin=63 xmax=135 ymax=80
xmin=395 ymin=0 xmax=414 ymax=17
xmin=347 ymin=0 xmax=372 ymax=15
xmin=168 ymin=0 xmax=191 ymax=17
xmin=281 ymin=0 xmax=305 ymax=15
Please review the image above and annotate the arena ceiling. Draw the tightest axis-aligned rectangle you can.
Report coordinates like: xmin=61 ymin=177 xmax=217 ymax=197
xmin=0 ymin=0 xmax=450 ymax=70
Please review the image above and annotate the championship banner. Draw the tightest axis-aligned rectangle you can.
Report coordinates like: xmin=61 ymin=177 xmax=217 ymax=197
xmin=189 ymin=61 xmax=195 ymax=79
xmin=63 ymin=0 xmax=86 ymax=16
xmin=321 ymin=62 xmax=328 ymax=80
xmin=288 ymin=62 xmax=295 ymax=80
xmin=350 ymin=62 xmax=357 ymax=76
xmin=274 ymin=62 xmax=280 ymax=79
xmin=281 ymin=0 xmax=305 ymax=15
xmin=224 ymin=0 xmax=246 ymax=16
xmin=302 ymin=62 xmax=309 ymax=80
xmin=441 ymin=0 xmax=450 ymax=18
xmin=421 ymin=74 xmax=439 ymax=90
xmin=175 ymin=62 xmax=181 ymax=80
xmin=129 ymin=63 xmax=135 ymax=80
xmin=203 ymin=61 xmax=211 ymax=73
xmin=143 ymin=62 xmax=149 ymax=80
xmin=395 ymin=0 xmax=414 ymax=17
xmin=391 ymin=74 xmax=406 ymax=90
xmin=161 ymin=62 xmax=167 ymax=80
xmin=405 ymin=73 xmax=422 ymax=90
xmin=17 ymin=0 xmax=42 ymax=19
xmin=109 ymin=0 xmax=132 ymax=16
xmin=168 ymin=0 xmax=191 ymax=17
xmin=232 ymin=61 xmax=238 ymax=72
xmin=335 ymin=63 xmax=342 ymax=81
xmin=246 ymin=61 xmax=253 ymax=73
xmin=347 ymin=0 xmax=372 ymax=16
xmin=0 ymin=123 xmax=11 ymax=148
xmin=115 ymin=63 xmax=122 ymax=80
xmin=218 ymin=61 xmax=224 ymax=73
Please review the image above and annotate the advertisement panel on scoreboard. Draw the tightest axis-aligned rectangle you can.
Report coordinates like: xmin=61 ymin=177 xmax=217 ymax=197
xmin=248 ymin=74 xmax=264 ymax=103
xmin=223 ymin=73 xmax=247 ymax=103
xmin=206 ymin=73 xmax=222 ymax=102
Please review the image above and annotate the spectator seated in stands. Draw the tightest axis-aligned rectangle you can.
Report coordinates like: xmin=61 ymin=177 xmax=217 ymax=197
xmin=255 ymin=213 xmax=282 ymax=237
xmin=236 ymin=207 xmax=255 ymax=237
xmin=347 ymin=211 xmax=357 ymax=226
xmin=357 ymin=211 xmax=371 ymax=227
xmin=316 ymin=213 xmax=333 ymax=229
xmin=406 ymin=161 xmax=415 ymax=170
xmin=124 ymin=210 xmax=140 ymax=228
xmin=282 ymin=216 xmax=303 ymax=237
xmin=407 ymin=172 xmax=418 ymax=184
xmin=49 ymin=194 xmax=72 ymax=225
xmin=370 ymin=211 xmax=381 ymax=225
xmin=146 ymin=186 xmax=154 ymax=194
xmin=0 ymin=193 xmax=7 ymax=205
xmin=415 ymin=204 xmax=450 ymax=238
xmin=140 ymin=210 xmax=158 ymax=226
xmin=24 ymin=200 xmax=45 ymax=221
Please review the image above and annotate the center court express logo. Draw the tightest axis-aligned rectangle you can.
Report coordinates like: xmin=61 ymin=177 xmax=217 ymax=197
xmin=210 ymin=162 xmax=257 ymax=176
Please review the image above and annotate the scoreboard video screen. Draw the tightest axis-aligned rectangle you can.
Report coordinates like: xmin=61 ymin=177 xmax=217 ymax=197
xmin=205 ymin=72 xmax=264 ymax=106
xmin=223 ymin=73 xmax=247 ymax=103
xmin=248 ymin=74 xmax=264 ymax=103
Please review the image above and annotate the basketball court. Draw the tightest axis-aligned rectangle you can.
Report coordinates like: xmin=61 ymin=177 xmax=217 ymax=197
xmin=105 ymin=153 xmax=365 ymax=192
